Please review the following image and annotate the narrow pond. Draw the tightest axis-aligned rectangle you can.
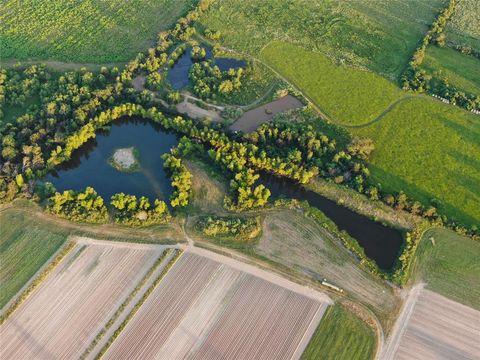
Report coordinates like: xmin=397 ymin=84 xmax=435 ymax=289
xmin=45 ymin=119 xmax=178 ymax=201
xmin=168 ymin=47 xmax=246 ymax=90
xmin=263 ymin=176 xmax=403 ymax=270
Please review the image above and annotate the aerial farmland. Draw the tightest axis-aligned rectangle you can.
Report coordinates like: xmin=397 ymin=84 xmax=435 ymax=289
xmin=1 ymin=0 xmax=479 ymax=359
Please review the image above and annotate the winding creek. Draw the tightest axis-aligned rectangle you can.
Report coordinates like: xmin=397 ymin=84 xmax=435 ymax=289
xmin=45 ymin=119 xmax=403 ymax=270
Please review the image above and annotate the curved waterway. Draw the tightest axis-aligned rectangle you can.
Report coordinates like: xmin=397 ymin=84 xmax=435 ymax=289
xmin=264 ymin=176 xmax=403 ymax=270
xmin=45 ymin=118 xmax=178 ymax=201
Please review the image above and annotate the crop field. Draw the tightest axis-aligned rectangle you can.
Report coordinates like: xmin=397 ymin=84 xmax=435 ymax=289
xmin=413 ymin=228 xmax=480 ymax=310
xmin=255 ymin=210 xmax=400 ymax=328
xmin=302 ymin=304 xmax=376 ymax=360
xmin=352 ymin=97 xmax=480 ymax=226
xmin=0 ymin=239 xmax=164 ymax=359
xmin=103 ymin=249 xmax=330 ymax=359
xmin=421 ymin=46 xmax=480 ymax=95
xmin=445 ymin=0 xmax=480 ymax=50
xmin=0 ymin=207 xmax=69 ymax=308
xmin=200 ymin=0 xmax=446 ymax=77
xmin=0 ymin=0 xmax=193 ymax=63
xmin=383 ymin=289 xmax=480 ymax=360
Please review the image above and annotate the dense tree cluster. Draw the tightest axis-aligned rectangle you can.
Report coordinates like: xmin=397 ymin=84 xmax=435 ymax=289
xmin=196 ymin=215 xmax=261 ymax=240
xmin=190 ymin=45 xmax=207 ymax=61
xmin=162 ymin=149 xmax=192 ymax=208
xmin=110 ymin=193 xmax=170 ymax=226
xmin=189 ymin=61 xmax=243 ymax=99
xmin=401 ymin=0 xmax=479 ymax=111
xmin=47 ymin=187 xmax=108 ymax=223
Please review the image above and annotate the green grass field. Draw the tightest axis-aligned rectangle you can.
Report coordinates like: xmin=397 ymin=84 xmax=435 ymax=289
xmin=0 ymin=208 xmax=69 ymax=308
xmin=445 ymin=0 xmax=480 ymax=50
xmin=421 ymin=46 xmax=480 ymax=95
xmin=0 ymin=0 xmax=193 ymax=63
xmin=302 ymin=304 xmax=376 ymax=360
xmin=413 ymin=227 xmax=480 ymax=310
xmin=261 ymin=41 xmax=403 ymax=125
xmin=201 ymin=0 xmax=446 ymax=78
xmin=352 ymin=97 xmax=480 ymax=226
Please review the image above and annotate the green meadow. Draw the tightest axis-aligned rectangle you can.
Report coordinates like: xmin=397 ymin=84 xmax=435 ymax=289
xmin=352 ymin=98 xmax=480 ymax=226
xmin=0 ymin=0 xmax=194 ymax=63
xmin=413 ymin=227 xmax=480 ymax=310
xmin=0 ymin=208 xmax=69 ymax=308
xmin=422 ymin=46 xmax=480 ymax=95
xmin=445 ymin=0 xmax=480 ymax=50
xmin=201 ymin=0 xmax=446 ymax=77
xmin=302 ymin=304 xmax=376 ymax=360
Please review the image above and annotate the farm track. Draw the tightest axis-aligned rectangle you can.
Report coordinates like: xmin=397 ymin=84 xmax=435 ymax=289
xmin=103 ymin=250 xmax=330 ymax=359
xmin=382 ymin=287 xmax=480 ymax=360
xmin=0 ymin=239 xmax=163 ymax=359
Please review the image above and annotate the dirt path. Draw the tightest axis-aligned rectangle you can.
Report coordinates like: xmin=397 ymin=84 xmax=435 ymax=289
xmin=176 ymin=95 xmax=223 ymax=121
xmin=381 ymin=283 xmax=425 ymax=360
xmin=0 ymin=59 xmax=126 ymax=71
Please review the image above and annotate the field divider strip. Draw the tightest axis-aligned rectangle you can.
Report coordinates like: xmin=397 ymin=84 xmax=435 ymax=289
xmin=80 ymin=247 xmax=171 ymax=359
xmin=0 ymin=240 xmax=77 ymax=325
xmin=93 ymin=248 xmax=184 ymax=360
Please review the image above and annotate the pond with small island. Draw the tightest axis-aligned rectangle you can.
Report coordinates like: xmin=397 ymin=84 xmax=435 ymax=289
xmin=45 ymin=118 xmax=178 ymax=202
xmin=46 ymin=118 xmax=402 ymax=271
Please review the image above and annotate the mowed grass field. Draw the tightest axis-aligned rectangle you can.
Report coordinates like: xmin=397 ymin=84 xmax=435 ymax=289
xmin=301 ymin=304 xmax=376 ymax=360
xmin=200 ymin=0 xmax=446 ymax=77
xmin=352 ymin=98 xmax=480 ymax=226
xmin=445 ymin=0 xmax=480 ymax=50
xmin=260 ymin=41 xmax=403 ymax=125
xmin=413 ymin=228 xmax=480 ymax=310
xmin=421 ymin=46 xmax=480 ymax=95
xmin=0 ymin=0 xmax=194 ymax=63
xmin=0 ymin=207 xmax=69 ymax=308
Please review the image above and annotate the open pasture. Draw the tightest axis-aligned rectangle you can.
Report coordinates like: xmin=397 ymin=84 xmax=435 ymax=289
xmin=445 ymin=0 xmax=480 ymax=50
xmin=0 ymin=0 xmax=193 ymax=63
xmin=0 ymin=239 xmax=164 ymax=360
xmin=0 ymin=207 xmax=69 ymax=309
xmin=384 ymin=289 xmax=480 ymax=360
xmin=200 ymin=0 xmax=445 ymax=77
xmin=103 ymin=249 xmax=330 ymax=360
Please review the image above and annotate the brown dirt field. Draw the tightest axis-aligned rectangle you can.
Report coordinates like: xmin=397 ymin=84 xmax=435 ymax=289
xmin=255 ymin=210 xmax=400 ymax=326
xmin=383 ymin=288 xmax=480 ymax=360
xmin=104 ymin=251 xmax=329 ymax=360
xmin=230 ymin=94 xmax=303 ymax=133
xmin=0 ymin=239 xmax=163 ymax=360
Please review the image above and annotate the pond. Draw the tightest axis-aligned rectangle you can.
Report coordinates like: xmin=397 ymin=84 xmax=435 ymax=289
xmin=230 ymin=95 xmax=304 ymax=133
xmin=167 ymin=47 xmax=246 ymax=90
xmin=45 ymin=118 xmax=179 ymax=202
xmin=263 ymin=176 xmax=403 ymax=270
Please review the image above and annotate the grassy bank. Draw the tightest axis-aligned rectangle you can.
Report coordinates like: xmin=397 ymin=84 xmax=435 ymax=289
xmin=412 ymin=227 xmax=480 ymax=310
xmin=0 ymin=208 xmax=70 ymax=308
xmin=302 ymin=304 xmax=376 ymax=360
xmin=0 ymin=0 xmax=194 ymax=63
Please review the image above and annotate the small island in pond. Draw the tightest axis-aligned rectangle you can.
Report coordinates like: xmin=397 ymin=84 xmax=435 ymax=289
xmin=108 ymin=147 xmax=140 ymax=173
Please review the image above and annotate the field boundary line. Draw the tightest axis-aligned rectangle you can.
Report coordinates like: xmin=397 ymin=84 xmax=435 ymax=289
xmin=0 ymin=240 xmax=77 ymax=325
xmin=380 ymin=283 xmax=424 ymax=360
xmin=80 ymin=248 xmax=172 ymax=359
xmin=94 ymin=249 xmax=184 ymax=359
xmin=291 ymin=302 xmax=330 ymax=359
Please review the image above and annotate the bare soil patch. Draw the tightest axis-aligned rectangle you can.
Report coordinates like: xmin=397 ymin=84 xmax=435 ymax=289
xmin=382 ymin=288 xmax=480 ymax=360
xmin=0 ymin=239 xmax=163 ymax=359
xmin=230 ymin=94 xmax=303 ymax=132
xmin=104 ymin=250 xmax=330 ymax=359
xmin=109 ymin=147 xmax=139 ymax=172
